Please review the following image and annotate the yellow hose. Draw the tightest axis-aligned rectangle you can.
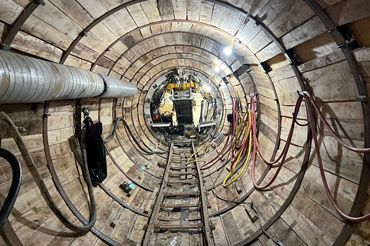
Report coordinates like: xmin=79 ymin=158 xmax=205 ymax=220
xmin=186 ymin=142 xmax=213 ymax=165
xmin=223 ymin=111 xmax=252 ymax=187
xmin=231 ymin=115 xmax=250 ymax=168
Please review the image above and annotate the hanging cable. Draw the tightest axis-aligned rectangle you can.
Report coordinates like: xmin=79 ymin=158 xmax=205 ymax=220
xmin=223 ymin=111 xmax=252 ymax=187
xmin=249 ymin=91 xmax=370 ymax=222
xmin=302 ymin=92 xmax=370 ymax=223
xmin=0 ymin=148 xmax=22 ymax=231
xmin=251 ymin=95 xmax=302 ymax=190
xmin=0 ymin=112 xmax=97 ymax=233
xmin=121 ymin=118 xmax=168 ymax=155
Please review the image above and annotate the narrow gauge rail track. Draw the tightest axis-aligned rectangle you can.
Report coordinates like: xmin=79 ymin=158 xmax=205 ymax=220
xmin=142 ymin=142 xmax=214 ymax=246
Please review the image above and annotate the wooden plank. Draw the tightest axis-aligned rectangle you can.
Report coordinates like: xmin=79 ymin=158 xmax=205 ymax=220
xmin=211 ymin=217 xmax=228 ymax=246
xmin=256 ymin=0 xmax=297 ymax=26
xmin=33 ymin=0 xmax=83 ymax=39
xmin=76 ymin=0 xmax=107 ymax=19
xmin=10 ymin=31 xmax=62 ymax=62
xmin=49 ymin=0 xmax=93 ymax=29
xmin=71 ymin=42 xmax=100 ymax=62
xmin=281 ymin=16 xmax=327 ymax=50
xmin=0 ymin=0 xmax=23 ymax=25
xmin=241 ymin=0 xmax=270 ymax=17
xmin=157 ymin=0 xmax=174 ymax=20
xmin=303 ymin=61 xmax=358 ymax=101
xmin=127 ymin=3 xmax=150 ymax=26
xmin=200 ymin=1 xmax=214 ymax=24
xmin=326 ymin=0 xmax=370 ymax=26
xmin=255 ymin=42 xmax=281 ymax=62
xmin=141 ymin=0 xmax=162 ymax=22
xmin=114 ymin=8 xmax=138 ymax=32
xmin=298 ymin=49 xmax=345 ymax=73
xmin=268 ymin=0 xmax=315 ymax=38
xmin=293 ymin=32 xmax=338 ymax=63
xmin=186 ymin=0 xmax=201 ymax=22
xmin=231 ymin=205 xmax=259 ymax=240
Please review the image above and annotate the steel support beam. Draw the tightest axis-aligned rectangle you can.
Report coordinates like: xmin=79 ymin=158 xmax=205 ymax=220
xmin=59 ymin=0 xmax=146 ymax=64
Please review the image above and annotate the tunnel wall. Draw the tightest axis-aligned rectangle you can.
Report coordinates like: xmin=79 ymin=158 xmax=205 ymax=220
xmin=0 ymin=0 xmax=370 ymax=245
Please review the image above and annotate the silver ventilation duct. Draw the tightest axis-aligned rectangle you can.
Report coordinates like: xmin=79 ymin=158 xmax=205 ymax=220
xmin=0 ymin=51 xmax=137 ymax=103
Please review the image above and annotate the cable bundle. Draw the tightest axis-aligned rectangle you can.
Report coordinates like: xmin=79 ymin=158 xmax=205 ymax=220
xmin=249 ymin=92 xmax=370 ymax=223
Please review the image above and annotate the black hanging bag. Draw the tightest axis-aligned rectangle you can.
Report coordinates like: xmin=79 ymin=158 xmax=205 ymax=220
xmin=84 ymin=118 xmax=107 ymax=184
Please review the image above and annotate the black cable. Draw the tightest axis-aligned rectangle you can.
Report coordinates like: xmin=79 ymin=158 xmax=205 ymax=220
xmin=292 ymin=113 xmax=310 ymax=127
xmin=121 ymin=118 xmax=168 ymax=155
xmin=251 ymin=203 xmax=283 ymax=246
xmin=103 ymin=117 xmax=121 ymax=143
xmin=0 ymin=148 xmax=22 ymax=230
xmin=0 ymin=112 xmax=97 ymax=233
xmin=209 ymin=140 xmax=283 ymax=246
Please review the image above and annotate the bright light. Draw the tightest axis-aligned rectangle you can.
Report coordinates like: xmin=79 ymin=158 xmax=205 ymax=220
xmin=214 ymin=65 xmax=220 ymax=72
xmin=224 ymin=46 xmax=232 ymax=55
xmin=206 ymin=85 xmax=212 ymax=92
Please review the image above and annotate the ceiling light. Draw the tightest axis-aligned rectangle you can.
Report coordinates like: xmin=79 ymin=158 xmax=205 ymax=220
xmin=214 ymin=65 xmax=220 ymax=72
xmin=223 ymin=38 xmax=235 ymax=56
xmin=223 ymin=46 xmax=232 ymax=55
xmin=204 ymin=84 xmax=212 ymax=92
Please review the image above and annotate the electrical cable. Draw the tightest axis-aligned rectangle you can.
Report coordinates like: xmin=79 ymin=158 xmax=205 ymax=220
xmin=303 ymin=91 xmax=370 ymax=153
xmin=0 ymin=148 xmax=22 ymax=231
xmin=200 ymin=126 xmax=232 ymax=170
xmin=251 ymin=95 xmax=302 ymax=190
xmin=210 ymin=151 xmax=283 ymax=246
xmin=0 ymin=111 xmax=97 ymax=233
xmin=186 ymin=142 xmax=213 ymax=165
xmin=251 ymin=203 xmax=284 ymax=246
xmin=121 ymin=118 xmax=168 ymax=155
xmin=293 ymin=113 xmax=309 ymax=127
xmin=103 ymin=117 xmax=122 ymax=143
xmin=230 ymin=112 xmax=251 ymax=170
xmin=223 ymin=111 xmax=253 ymax=187
xmin=249 ymin=91 xmax=370 ymax=222
xmin=302 ymin=92 xmax=370 ymax=222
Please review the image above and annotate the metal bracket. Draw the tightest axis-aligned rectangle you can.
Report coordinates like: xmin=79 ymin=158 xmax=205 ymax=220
xmin=357 ymin=95 xmax=368 ymax=103
xmin=35 ymin=0 xmax=46 ymax=6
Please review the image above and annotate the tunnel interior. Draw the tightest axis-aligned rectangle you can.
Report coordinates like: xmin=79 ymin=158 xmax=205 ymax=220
xmin=0 ymin=0 xmax=370 ymax=245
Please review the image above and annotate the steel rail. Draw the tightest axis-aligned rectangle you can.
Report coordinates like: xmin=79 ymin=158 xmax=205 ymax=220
xmin=191 ymin=141 xmax=215 ymax=246
xmin=141 ymin=143 xmax=173 ymax=246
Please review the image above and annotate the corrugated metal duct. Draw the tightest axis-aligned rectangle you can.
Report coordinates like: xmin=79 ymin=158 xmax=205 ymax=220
xmin=0 ymin=50 xmax=137 ymax=103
